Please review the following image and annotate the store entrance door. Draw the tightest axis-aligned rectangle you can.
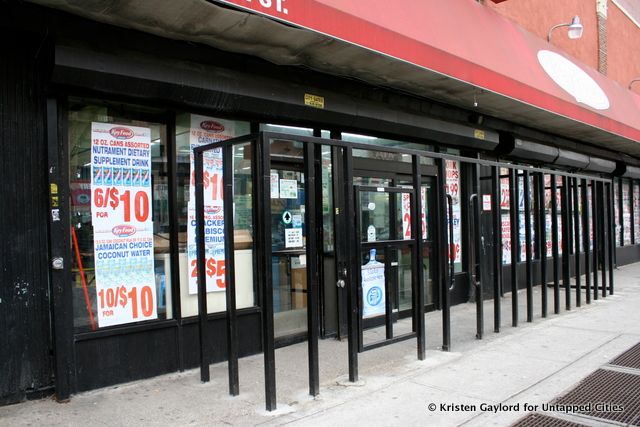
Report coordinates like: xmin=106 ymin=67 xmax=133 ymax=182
xmin=194 ymin=131 xmax=438 ymax=408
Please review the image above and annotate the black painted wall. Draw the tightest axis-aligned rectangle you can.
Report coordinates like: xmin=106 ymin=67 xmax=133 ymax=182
xmin=0 ymin=31 xmax=53 ymax=404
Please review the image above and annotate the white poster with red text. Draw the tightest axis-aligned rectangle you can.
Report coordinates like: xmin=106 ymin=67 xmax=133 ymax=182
xmin=91 ymin=122 xmax=156 ymax=327
xmin=187 ymin=115 xmax=236 ymax=294
xmin=401 ymin=188 xmax=427 ymax=240
xmin=445 ymin=161 xmax=462 ymax=264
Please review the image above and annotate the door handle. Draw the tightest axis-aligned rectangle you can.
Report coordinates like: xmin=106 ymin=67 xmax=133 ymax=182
xmin=336 ymin=279 xmax=346 ymax=288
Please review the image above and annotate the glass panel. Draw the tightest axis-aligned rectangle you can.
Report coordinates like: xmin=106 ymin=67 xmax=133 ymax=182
xmin=587 ymin=183 xmax=593 ymax=251
xmin=353 ymin=148 xmax=411 ymax=163
xmin=262 ymin=123 xmax=314 ymax=137
xmin=517 ymin=173 xmax=536 ymax=261
xmin=445 ymin=160 xmax=463 ymax=272
xmin=396 ymin=247 xmax=413 ymax=311
xmin=500 ymin=168 xmax=511 ymax=264
xmin=614 ymin=179 xmax=621 ymax=247
xmin=343 ymin=132 xmax=433 ymax=159
xmin=623 ymin=180 xmax=632 ymax=245
xmin=68 ymin=99 xmax=171 ymax=331
xmin=175 ymin=113 xmax=252 ymax=316
xmin=422 ymin=181 xmax=434 ymax=306
xmin=321 ymin=146 xmax=334 ymax=252
xmin=543 ymin=174 xmax=552 ymax=258
xmin=354 ymin=176 xmax=391 ymax=187
xmin=360 ymin=192 xmax=390 ymax=242
xmin=634 ymin=183 xmax=640 ymax=243
xmin=557 ymin=175 xmax=564 ymax=256
xmin=270 ymin=139 xmax=307 ymax=338
xmin=577 ymin=181 xmax=583 ymax=253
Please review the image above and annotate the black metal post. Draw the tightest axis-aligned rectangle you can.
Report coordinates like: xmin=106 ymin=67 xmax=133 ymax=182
xmin=537 ymin=173 xmax=547 ymax=317
xmin=384 ymin=246 xmax=394 ymax=340
xmin=592 ymin=180 xmax=599 ymax=301
xmin=437 ymin=159 xmax=451 ymax=350
xmin=304 ymin=142 xmax=320 ymax=397
xmin=509 ymin=168 xmax=519 ymax=327
xmin=523 ymin=170 xmax=533 ymax=322
xmin=561 ymin=176 xmax=571 ymax=310
xmin=472 ymin=191 xmax=483 ymax=339
xmin=551 ymin=175 xmax=560 ymax=314
xmin=581 ymin=179 xmax=591 ymax=304
xmin=607 ymin=182 xmax=615 ymax=295
xmin=345 ymin=147 xmax=359 ymax=379
xmin=492 ymin=167 xmax=501 ymax=332
xmin=258 ymin=135 xmax=277 ymax=411
xmin=572 ymin=177 xmax=581 ymax=307
xmin=195 ymin=148 xmax=210 ymax=383
xmin=618 ymin=179 xmax=624 ymax=246
xmin=223 ymin=144 xmax=239 ymax=396
xmin=599 ymin=182 xmax=607 ymax=297
xmin=631 ymin=181 xmax=635 ymax=245
xmin=412 ymin=156 xmax=426 ymax=360
xmin=470 ymin=165 xmax=483 ymax=339
xmin=47 ymin=98 xmax=74 ymax=402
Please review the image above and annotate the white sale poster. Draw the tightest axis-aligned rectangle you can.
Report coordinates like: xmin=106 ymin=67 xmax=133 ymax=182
xmin=187 ymin=114 xmax=236 ymax=294
xmin=401 ymin=188 xmax=427 ymax=240
xmin=445 ymin=161 xmax=462 ymax=264
xmin=91 ymin=122 xmax=156 ymax=327
xmin=501 ymin=214 xmax=511 ymax=264
xmin=361 ymin=250 xmax=385 ymax=319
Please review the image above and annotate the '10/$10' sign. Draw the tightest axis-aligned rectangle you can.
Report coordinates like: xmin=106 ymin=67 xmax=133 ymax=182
xmin=91 ymin=122 xmax=157 ymax=327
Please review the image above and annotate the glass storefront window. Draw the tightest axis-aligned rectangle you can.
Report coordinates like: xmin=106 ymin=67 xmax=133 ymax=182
xmin=623 ymin=180 xmax=632 ymax=245
xmin=634 ymin=183 xmax=640 ymax=244
xmin=69 ymin=99 xmax=171 ymax=331
xmin=343 ymin=132 xmax=433 ymax=164
xmin=175 ymin=113 xmax=253 ymax=316
xmin=500 ymin=168 xmax=511 ymax=264
xmin=445 ymin=159 xmax=463 ymax=272
xmin=614 ymin=179 xmax=621 ymax=247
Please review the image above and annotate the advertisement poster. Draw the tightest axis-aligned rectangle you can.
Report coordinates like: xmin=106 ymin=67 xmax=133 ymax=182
xmin=187 ymin=114 xmax=236 ymax=294
xmin=623 ymin=183 xmax=631 ymax=245
xmin=91 ymin=122 xmax=157 ymax=327
xmin=361 ymin=250 xmax=385 ymax=319
xmin=635 ymin=186 xmax=640 ymax=242
xmin=519 ymin=213 xmax=536 ymax=262
xmin=445 ymin=161 xmax=462 ymax=264
xmin=614 ymin=181 xmax=620 ymax=241
xmin=401 ymin=188 xmax=427 ymax=240
xmin=501 ymin=214 xmax=511 ymax=264
xmin=500 ymin=176 xmax=510 ymax=209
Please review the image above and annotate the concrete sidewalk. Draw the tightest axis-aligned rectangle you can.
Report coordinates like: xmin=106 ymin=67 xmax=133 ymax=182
xmin=2 ymin=264 xmax=640 ymax=426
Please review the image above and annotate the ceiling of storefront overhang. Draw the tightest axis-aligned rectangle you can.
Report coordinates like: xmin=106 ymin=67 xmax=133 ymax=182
xmin=28 ymin=0 xmax=640 ymax=157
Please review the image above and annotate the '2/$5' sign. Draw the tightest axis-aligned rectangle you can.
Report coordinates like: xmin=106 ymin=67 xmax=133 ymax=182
xmin=91 ymin=122 xmax=157 ymax=327
xmin=187 ymin=115 xmax=238 ymax=295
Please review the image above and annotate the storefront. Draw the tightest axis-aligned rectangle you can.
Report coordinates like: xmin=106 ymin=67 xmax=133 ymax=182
xmin=1 ymin=0 xmax=639 ymax=407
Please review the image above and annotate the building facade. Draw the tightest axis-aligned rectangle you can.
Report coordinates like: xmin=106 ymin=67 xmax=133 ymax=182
xmin=1 ymin=0 xmax=639 ymax=406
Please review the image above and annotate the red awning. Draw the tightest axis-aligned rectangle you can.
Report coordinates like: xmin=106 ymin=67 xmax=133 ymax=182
xmin=214 ymin=0 xmax=640 ymax=146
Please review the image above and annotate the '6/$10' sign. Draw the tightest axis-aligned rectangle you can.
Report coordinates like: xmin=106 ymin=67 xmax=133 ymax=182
xmin=91 ymin=122 xmax=157 ymax=327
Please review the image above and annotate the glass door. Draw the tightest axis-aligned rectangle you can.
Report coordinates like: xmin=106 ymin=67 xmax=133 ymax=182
xmin=269 ymin=139 xmax=308 ymax=340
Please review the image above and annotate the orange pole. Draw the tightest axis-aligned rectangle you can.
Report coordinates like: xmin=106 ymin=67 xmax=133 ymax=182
xmin=71 ymin=227 xmax=97 ymax=330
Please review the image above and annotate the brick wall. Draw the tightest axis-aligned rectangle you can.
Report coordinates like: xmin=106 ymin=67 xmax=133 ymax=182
xmin=486 ymin=0 xmax=640 ymax=93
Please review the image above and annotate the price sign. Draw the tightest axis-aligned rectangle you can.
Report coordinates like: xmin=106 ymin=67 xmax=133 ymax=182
xmin=91 ymin=122 xmax=156 ymax=327
xmin=187 ymin=114 xmax=237 ymax=294
xmin=445 ymin=161 xmax=462 ymax=264
xmin=401 ymin=189 xmax=427 ymax=240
